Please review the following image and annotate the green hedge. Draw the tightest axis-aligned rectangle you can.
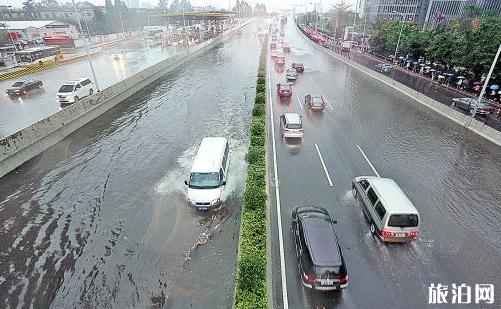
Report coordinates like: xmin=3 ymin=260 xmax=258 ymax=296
xmin=234 ymin=28 xmax=269 ymax=309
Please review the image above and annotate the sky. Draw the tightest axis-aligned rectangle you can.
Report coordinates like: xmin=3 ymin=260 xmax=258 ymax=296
xmin=4 ymin=0 xmax=359 ymax=12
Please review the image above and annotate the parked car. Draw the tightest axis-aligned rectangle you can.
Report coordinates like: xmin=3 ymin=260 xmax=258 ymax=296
xmin=280 ymin=113 xmax=303 ymax=138
xmin=271 ymin=50 xmax=279 ymax=58
xmin=374 ymin=63 xmax=392 ymax=73
xmin=292 ymin=63 xmax=304 ymax=73
xmin=352 ymin=176 xmax=420 ymax=242
xmin=286 ymin=68 xmax=298 ymax=81
xmin=283 ymin=44 xmax=290 ymax=53
xmin=6 ymin=80 xmax=43 ymax=96
xmin=451 ymin=97 xmax=494 ymax=115
xmin=292 ymin=206 xmax=348 ymax=291
xmin=276 ymin=83 xmax=293 ymax=97
xmin=305 ymin=94 xmax=326 ymax=111
xmin=57 ymin=78 xmax=95 ymax=104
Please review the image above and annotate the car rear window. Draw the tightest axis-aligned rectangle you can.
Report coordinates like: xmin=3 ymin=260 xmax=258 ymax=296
xmin=388 ymin=214 xmax=419 ymax=227
xmin=315 ymin=266 xmax=341 ymax=277
xmin=59 ymin=85 xmax=75 ymax=93
xmin=286 ymin=123 xmax=302 ymax=129
xmin=12 ymin=82 xmax=24 ymax=87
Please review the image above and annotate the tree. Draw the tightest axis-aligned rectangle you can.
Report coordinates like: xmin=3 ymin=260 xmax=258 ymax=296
xmin=22 ymin=0 xmax=37 ymax=20
xmin=426 ymin=29 xmax=467 ymax=68
xmin=328 ymin=1 xmax=353 ymax=38
xmin=92 ymin=7 xmax=108 ymax=34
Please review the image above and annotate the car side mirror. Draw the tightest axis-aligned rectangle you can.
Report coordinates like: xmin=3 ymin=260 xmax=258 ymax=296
xmin=184 ymin=180 xmax=189 ymax=186
xmin=222 ymin=181 xmax=227 ymax=185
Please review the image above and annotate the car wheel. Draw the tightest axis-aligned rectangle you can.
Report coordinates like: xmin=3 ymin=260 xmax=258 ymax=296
xmin=451 ymin=101 xmax=455 ymax=106
xmin=352 ymin=185 xmax=357 ymax=198
xmin=22 ymin=90 xmax=27 ymax=95
xmin=74 ymin=96 xmax=79 ymax=102
xmin=38 ymin=82 xmax=43 ymax=88
xmin=370 ymin=222 xmax=376 ymax=235
xmin=89 ymin=89 xmax=94 ymax=95
xmin=469 ymin=108 xmax=474 ymax=115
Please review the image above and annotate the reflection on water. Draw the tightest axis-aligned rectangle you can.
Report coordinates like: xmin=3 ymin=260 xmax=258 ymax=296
xmin=284 ymin=137 xmax=303 ymax=155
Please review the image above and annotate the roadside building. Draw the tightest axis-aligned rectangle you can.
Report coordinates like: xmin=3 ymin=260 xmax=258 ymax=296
xmin=360 ymin=0 xmax=429 ymax=23
xmin=423 ymin=0 xmax=501 ymax=29
xmin=2 ymin=20 xmax=78 ymax=42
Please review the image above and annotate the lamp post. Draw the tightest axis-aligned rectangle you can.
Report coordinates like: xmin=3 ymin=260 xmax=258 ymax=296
xmin=392 ymin=11 xmax=405 ymax=62
xmin=83 ymin=12 xmax=92 ymax=42
xmin=118 ymin=11 xmax=125 ymax=38
xmin=352 ymin=0 xmax=359 ymax=41
xmin=472 ymin=43 xmax=501 ymax=118
xmin=73 ymin=0 xmax=100 ymax=92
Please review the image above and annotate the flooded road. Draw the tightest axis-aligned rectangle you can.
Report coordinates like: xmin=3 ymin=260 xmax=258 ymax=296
xmin=0 ymin=22 xmax=261 ymax=308
xmin=268 ymin=18 xmax=501 ymax=308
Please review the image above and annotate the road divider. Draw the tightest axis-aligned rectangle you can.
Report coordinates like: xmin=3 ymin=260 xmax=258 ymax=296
xmin=314 ymin=143 xmax=334 ymax=187
xmin=0 ymin=22 xmax=250 ymax=178
xmin=234 ymin=28 xmax=269 ymax=309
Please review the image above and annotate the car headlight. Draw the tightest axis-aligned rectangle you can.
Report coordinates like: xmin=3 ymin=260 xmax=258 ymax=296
xmin=210 ymin=198 xmax=220 ymax=206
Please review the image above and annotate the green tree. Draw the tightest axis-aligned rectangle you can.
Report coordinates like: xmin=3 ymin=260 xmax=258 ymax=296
xmin=426 ymin=29 xmax=467 ymax=68
xmin=328 ymin=1 xmax=353 ymax=38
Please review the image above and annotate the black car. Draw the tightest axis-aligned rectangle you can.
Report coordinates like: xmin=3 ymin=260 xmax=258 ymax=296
xmin=291 ymin=206 xmax=348 ymax=291
xmin=6 ymin=80 xmax=43 ymax=96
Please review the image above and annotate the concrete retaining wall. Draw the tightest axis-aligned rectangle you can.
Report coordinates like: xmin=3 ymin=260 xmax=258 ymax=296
xmin=297 ymin=28 xmax=501 ymax=147
xmin=0 ymin=22 xmax=249 ymax=178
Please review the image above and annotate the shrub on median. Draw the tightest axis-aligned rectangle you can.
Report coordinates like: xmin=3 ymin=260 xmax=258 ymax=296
xmin=257 ymin=76 xmax=266 ymax=85
xmin=252 ymin=103 xmax=265 ymax=117
xmin=237 ymin=251 xmax=266 ymax=290
xmin=256 ymin=83 xmax=266 ymax=93
xmin=255 ymin=92 xmax=266 ymax=105
xmin=251 ymin=118 xmax=265 ymax=137
xmin=247 ymin=164 xmax=266 ymax=188
xmin=246 ymin=146 xmax=265 ymax=166
xmin=243 ymin=185 xmax=267 ymax=211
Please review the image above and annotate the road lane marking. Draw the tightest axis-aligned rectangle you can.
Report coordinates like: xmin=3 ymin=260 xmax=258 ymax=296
xmin=295 ymin=94 xmax=303 ymax=110
xmin=356 ymin=145 xmax=381 ymax=177
xmin=322 ymin=95 xmax=334 ymax=111
xmin=314 ymin=144 xmax=334 ymax=187
xmin=268 ymin=63 xmax=289 ymax=309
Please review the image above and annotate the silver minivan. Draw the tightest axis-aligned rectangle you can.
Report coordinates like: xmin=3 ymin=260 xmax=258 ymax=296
xmin=280 ymin=113 xmax=304 ymax=139
xmin=352 ymin=176 xmax=420 ymax=242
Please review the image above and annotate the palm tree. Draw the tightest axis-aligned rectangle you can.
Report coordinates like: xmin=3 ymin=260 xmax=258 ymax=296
xmin=329 ymin=1 xmax=353 ymax=38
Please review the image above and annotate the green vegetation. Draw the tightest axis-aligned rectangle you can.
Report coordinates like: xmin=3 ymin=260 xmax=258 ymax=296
xmin=234 ymin=32 xmax=269 ymax=309
xmin=370 ymin=15 xmax=501 ymax=78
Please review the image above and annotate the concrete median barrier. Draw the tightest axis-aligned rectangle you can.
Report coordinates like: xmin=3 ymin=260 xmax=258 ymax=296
xmin=297 ymin=27 xmax=501 ymax=147
xmin=0 ymin=22 xmax=250 ymax=178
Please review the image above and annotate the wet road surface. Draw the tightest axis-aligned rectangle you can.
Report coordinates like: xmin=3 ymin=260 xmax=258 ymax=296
xmin=0 ymin=22 xmax=262 ymax=308
xmin=0 ymin=37 xmax=175 ymax=138
xmin=268 ymin=19 xmax=501 ymax=308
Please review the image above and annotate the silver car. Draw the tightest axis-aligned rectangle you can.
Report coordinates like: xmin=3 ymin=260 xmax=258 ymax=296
xmin=451 ymin=97 xmax=494 ymax=115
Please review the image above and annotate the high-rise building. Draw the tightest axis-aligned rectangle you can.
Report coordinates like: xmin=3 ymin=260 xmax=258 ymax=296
xmin=422 ymin=0 xmax=501 ymax=29
xmin=360 ymin=0 xmax=429 ymax=23
xmin=127 ymin=0 xmax=140 ymax=9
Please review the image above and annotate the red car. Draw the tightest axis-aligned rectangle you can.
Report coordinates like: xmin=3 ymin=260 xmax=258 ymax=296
xmin=305 ymin=94 xmax=326 ymax=111
xmin=277 ymin=83 xmax=293 ymax=97
xmin=292 ymin=63 xmax=304 ymax=73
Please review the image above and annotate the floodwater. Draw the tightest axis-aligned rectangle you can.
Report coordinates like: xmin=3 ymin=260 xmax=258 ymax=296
xmin=0 ymin=22 xmax=262 ymax=308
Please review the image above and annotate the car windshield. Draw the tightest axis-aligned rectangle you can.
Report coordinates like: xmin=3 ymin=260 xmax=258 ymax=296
xmin=286 ymin=123 xmax=302 ymax=129
xmin=312 ymin=97 xmax=323 ymax=105
xmin=12 ymin=82 xmax=24 ymax=87
xmin=388 ymin=214 xmax=419 ymax=227
xmin=58 ymin=85 xmax=75 ymax=93
xmin=189 ymin=172 xmax=220 ymax=189
xmin=315 ymin=266 xmax=341 ymax=277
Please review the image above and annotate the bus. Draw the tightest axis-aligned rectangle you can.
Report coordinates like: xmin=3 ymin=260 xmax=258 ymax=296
xmin=15 ymin=46 xmax=63 ymax=67
xmin=44 ymin=35 xmax=75 ymax=48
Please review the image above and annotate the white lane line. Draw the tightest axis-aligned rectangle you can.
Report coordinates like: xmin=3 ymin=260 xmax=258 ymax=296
xmin=295 ymin=94 xmax=303 ymax=110
xmin=268 ymin=63 xmax=289 ymax=309
xmin=314 ymin=144 xmax=334 ymax=187
xmin=356 ymin=144 xmax=381 ymax=177
xmin=322 ymin=95 xmax=334 ymax=111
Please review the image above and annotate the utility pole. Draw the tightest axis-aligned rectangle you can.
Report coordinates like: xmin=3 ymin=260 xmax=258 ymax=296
xmin=118 ymin=11 xmax=125 ymax=38
xmin=472 ymin=43 xmax=501 ymax=118
xmin=393 ymin=11 xmax=404 ymax=62
xmin=73 ymin=0 xmax=100 ymax=92
xmin=352 ymin=0 xmax=359 ymax=41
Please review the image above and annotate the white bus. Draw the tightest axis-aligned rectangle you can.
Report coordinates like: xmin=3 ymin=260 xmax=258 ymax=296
xmin=15 ymin=46 xmax=62 ymax=67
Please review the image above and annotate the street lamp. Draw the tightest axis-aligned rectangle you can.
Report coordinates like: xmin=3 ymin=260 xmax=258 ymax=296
xmin=72 ymin=0 xmax=100 ymax=92
xmin=83 ymin=12 xmax=92 ymax=42
xmin=472 ymin=43 xmax=501 ymax=118
xmin=118 ymin=11 xmax=126 ymax=38
xmin=392 ymin=11 xmax=405 ymax=62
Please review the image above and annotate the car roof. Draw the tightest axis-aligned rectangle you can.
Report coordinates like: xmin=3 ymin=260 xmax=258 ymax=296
xmin=302 ymin=217 xmax=342 ymax=266
xmin=191 ymin=137 xmax=228 ymax=173
xmin=283 ymin=113 xmax=301 ymax=123
xmin=365 ymin=177 xmax=419 ymax=214
xmin=65 ymin=78 xmax=89 ymax=84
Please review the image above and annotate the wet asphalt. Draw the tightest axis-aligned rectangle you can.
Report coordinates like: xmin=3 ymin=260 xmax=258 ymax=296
xmin=0 ymin=37 xmax=176 ymax=138
xmin=268 ymin=18 xmax=501 ymax=309
xmin=0 ymin=22 xmax=262 ymax=308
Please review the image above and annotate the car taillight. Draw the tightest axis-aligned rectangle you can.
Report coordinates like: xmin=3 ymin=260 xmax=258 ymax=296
xmin=340 ymin=275 xmax=348 ymax=284
xmin=409 ymin=231 xmax=419 ymax=238
xmin=381 ymin=229 xmax=393 ymax=238
xmin=303 ymin=273 xmax=316 ymax=283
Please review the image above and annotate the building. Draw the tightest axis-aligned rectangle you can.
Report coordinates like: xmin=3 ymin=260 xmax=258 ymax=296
xmin=1 ymin=20 xmax=79 ymax=41
xmin=0 ymin=4 xmax=95 ymax=22
xmin=360 ymin=0 xmax=428 ymax=23
xmin=423 ymin=0 xmax=501 ymax=29
xmin=127 ymin=0 xmax=141 ymax=9
xmin=192 ymin=6 xmax=217 ymax=12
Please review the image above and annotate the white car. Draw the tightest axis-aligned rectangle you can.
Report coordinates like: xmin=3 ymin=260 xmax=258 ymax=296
xmin=57 ymin=78 xmax=95 ymax=104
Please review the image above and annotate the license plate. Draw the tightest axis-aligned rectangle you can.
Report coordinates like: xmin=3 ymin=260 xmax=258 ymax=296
xmin=198 ymin=207 xmax=208 ymax=211
xmin=319 ymin=279 xmax=334 ymax=285
xmin=395 ymin=233 xmax=406 ymax=237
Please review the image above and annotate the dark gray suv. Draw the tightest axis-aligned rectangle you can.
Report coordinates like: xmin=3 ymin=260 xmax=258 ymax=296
xmin=291 ymin=206 xmax=348 ymax=291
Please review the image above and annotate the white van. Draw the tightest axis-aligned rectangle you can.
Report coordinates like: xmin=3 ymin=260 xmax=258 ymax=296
xmin=184 ymin=137 xmax=229 ymax=211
